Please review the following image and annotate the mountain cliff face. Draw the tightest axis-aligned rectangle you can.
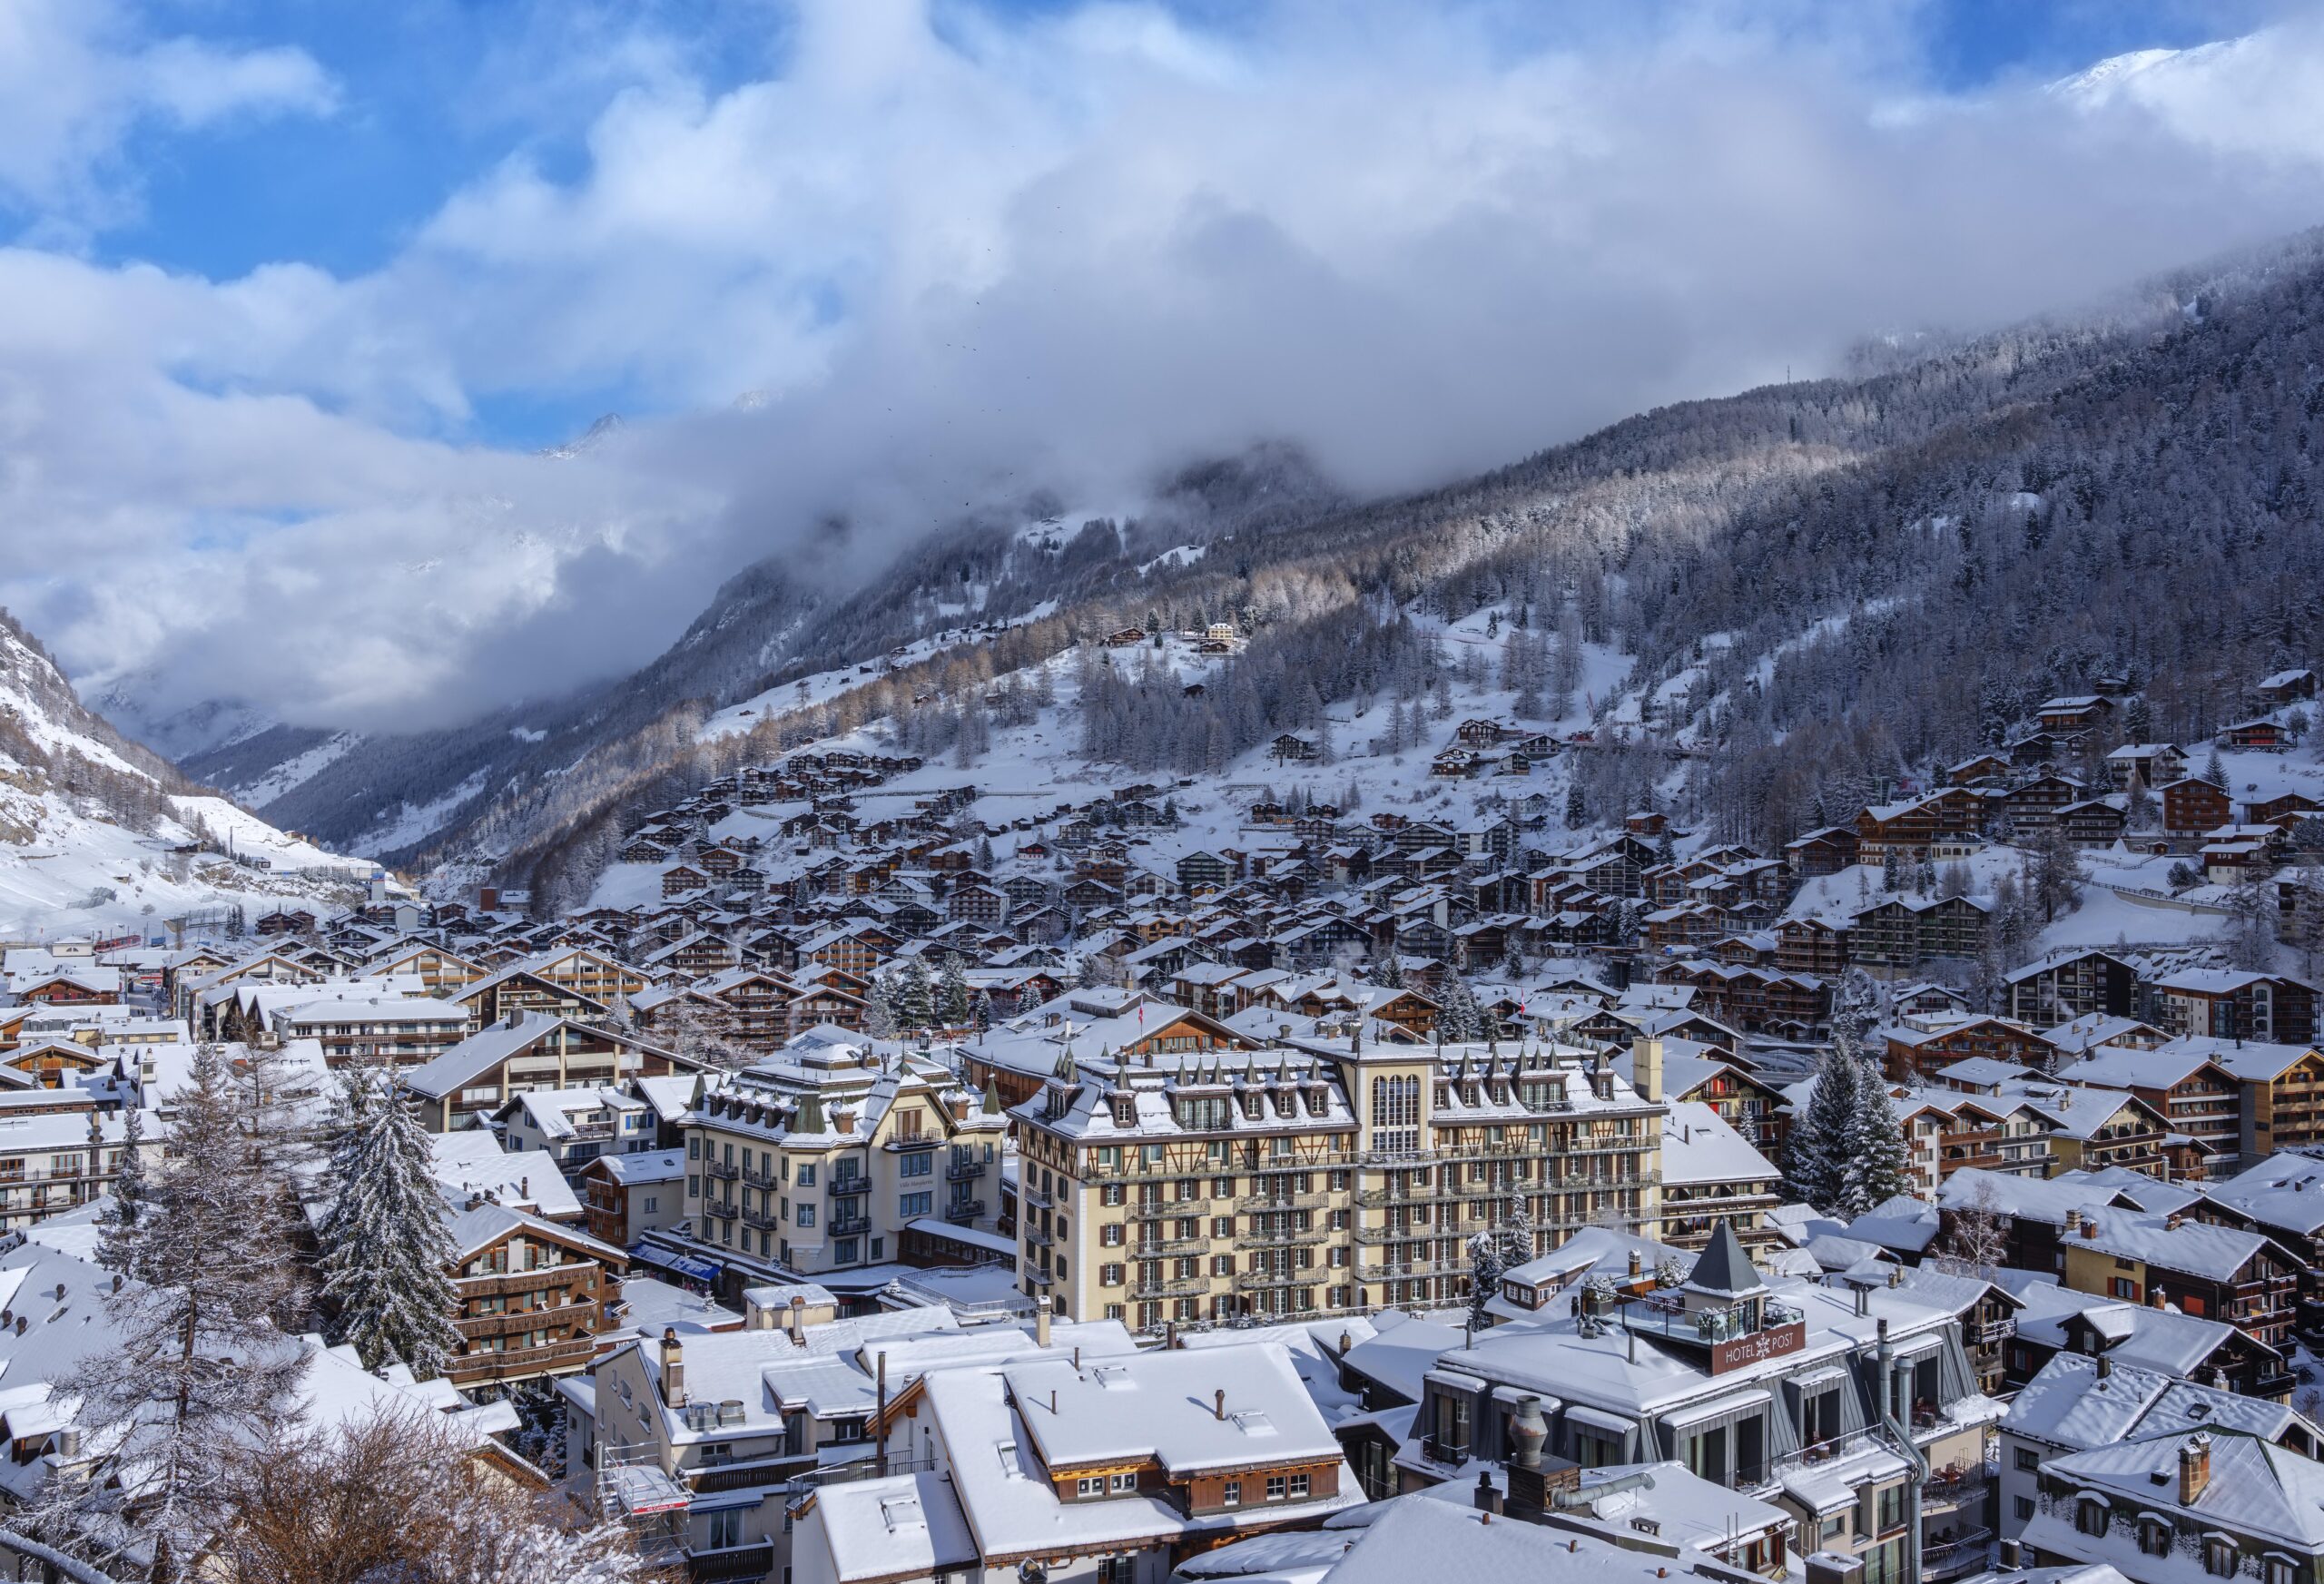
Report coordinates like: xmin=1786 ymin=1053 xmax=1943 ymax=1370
xmin=0 ymin=611 xmax=364 ymax=938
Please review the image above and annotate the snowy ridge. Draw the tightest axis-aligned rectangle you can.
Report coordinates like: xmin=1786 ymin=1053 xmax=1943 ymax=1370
xmin=0 ymin=612 xmax=377 ymax=940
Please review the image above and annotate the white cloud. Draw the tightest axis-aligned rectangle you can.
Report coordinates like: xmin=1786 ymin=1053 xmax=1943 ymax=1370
xmin=0 ymin=0 xmax=335 ymax=224
xmin=6 ymin=0 xmax=2324 ymax=733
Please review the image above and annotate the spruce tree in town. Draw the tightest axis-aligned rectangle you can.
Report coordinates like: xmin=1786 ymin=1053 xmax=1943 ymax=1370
xmin=318 ymin=1066 xmax=462 ymax=1378
xmin=1838 ymin=1053 xmax=1914 ymax=1220
xmin=1785 ymin=1043 xmax=1856 ymax=1215
xmin=51 ymin=1042 xmax=304 ymax=1560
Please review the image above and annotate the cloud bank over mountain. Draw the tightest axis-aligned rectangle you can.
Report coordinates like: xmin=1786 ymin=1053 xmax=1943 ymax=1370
xmin=5 ymin=0 xmax=2324 ymax=732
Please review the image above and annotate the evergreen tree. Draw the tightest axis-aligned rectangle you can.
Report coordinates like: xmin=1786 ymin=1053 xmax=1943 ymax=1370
xmin=318 ymin=1066 xmax=462 ymax=1377
xmin=864 ymin=976 xmax=900 ymax=1038
xmin=1837 ymin=1054 xmax=1913 ymax=1219
xmin=892 ymin=961 xmax=936 ymax=1029
xmin=1564 ymin=781 xmax=1587 ymax=830
xmin=1374 ymin=953 xmax=1405 ymax=989
xmin=938 ymin=956 xmax=974 ymax=1028
xmin=53 ymin=1042 xmax=305 ymax=1560
xmin=1436 ymin=974 xmax=1484 ymax=1041
xmin=1465 ymin=1225 xmax=1505 ymax=1333
xmin=2205 ymin=747 xmax=2228 ymax=789
xmin=1784 ymin=1044 xmax=1856 ymax=1215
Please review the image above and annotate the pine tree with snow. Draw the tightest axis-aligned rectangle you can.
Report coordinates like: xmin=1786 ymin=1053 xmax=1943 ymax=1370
xmin=2205 ymin=746 xmax=2228 ymax=789
xmin=1374 ymin=953 xmax=1405 ymax=989
xmin=1837 ymin=1053 xmax=1913 ymax=1220
xmin=892 ymin=960 xmax=936 ymax=1029
xmin=318 ymin=1065 xmax=462 ymax=1377
xmin=56 ymin=1041 xmax=305 ymax=1559
xmin=864 ymin=975 xmax=900 ymax=1038
xmin=1435 ymin=974 xmax=1483 ymax=1042
xmin=938 ymin=956 xmax=973 ymax=1028
xmin=102 ymin=1101 xmax=148 ymax=1237
xmin=1565 ymin=780 xmax=1587 ymax=830
xmin=1465 ymin=1225 xmax=1505 ymax=1333
xmin=1497 ymin=1199 xmax=1536 ymax=1267
xmin=1785 ymin=1043 xmax=1856 ymax=1215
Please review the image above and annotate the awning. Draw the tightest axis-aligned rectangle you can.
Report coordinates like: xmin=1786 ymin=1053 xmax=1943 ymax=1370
xmin=633 ymin=1245 xmax=722 ymax=1283
xmin=1492 ymin=1385 xmax=1561 ymax=1412
xmin=1790 ymin=1365 xmax=1850 ymax=1391
xmin=1566 ymin=1404 xmax=1636 ymax=1437
xmin=1663 ymin=1388 xmax=1772 ymax=1432
xmin=1424 ymin=1369 xmax=1491 ymax=1394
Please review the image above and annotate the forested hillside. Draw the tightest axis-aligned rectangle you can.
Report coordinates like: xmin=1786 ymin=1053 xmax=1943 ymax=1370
xmin=178 ymin=231 xmax=2324 ymax=910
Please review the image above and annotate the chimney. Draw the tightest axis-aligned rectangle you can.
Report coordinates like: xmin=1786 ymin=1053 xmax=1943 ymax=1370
xmin=2096 ymin=1353 xmax=2112 ymax=1381
xmin=1506 ymin=1395 xmax=1551 ymax=1521
xmin=662 ymin=1327 xmax=686 ymax=1406
xmin=1628 ymin=1250 xmax=1643 ymax=1281
xmin=54 ymin=1426 xmax=81 ymax=1461
xmin=1631 ymin=1036 xmax=1663 ymax=1104
xmin=1215 ymin=1389 xmax=1226 ymax=1421
xmin=1806 ymin=1552 xmax=1866 ymax=1584
xmin=2180 ymin=1433 xmax=2211 ymax=1505
xmin=1473 ymin=1471 xmax=1503 ymax=1516
xmin=2064 ymin=1208 xmax=2081 ymax=1235
xmin=1036 ymin=1295 xmax=1052 ymax=1349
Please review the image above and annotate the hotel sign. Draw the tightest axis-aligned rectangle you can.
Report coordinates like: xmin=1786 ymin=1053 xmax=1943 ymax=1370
xmin=1711 ymin=1320 xmax=1806 ymax=1374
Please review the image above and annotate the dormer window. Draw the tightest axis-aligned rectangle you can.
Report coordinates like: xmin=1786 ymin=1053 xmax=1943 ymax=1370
xmin=2076 ymin=1497 xmax=2109 ymax=1539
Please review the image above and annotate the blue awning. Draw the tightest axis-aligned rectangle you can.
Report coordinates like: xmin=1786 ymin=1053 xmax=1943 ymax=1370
xmin=634 ymin=1245 xmax=722 ymax=1283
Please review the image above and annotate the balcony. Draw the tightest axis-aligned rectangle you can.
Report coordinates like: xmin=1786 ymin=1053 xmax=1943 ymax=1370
xmin=1024 ymin=1225 xmax=1055 ymax=1248
xmin=830 ymin=1177 xmax=870 ymax=1199
xmin=1617 ymin=1293 xmax=1806 ymax=1350
xmin=1020 ymin=1184 xmax=1055 ymax=1209
xmin=1236 ymin=1191 xmax=1330 ymax=1214
xmin=686 ymin=1542 xmax=776 ymax=1583
xmin=943 ymin=1199 xmax=986 ymax=1222
xmin=1129 ymin=1274 xmax=1210 ymax=1300
xmin=743 ymin=1207 xmax=782 ymax=1232
xmin=445 ymin=1336 xmax=596 ymax=1384
xmin=1355 ymin=1257 xmax=1465 ymax=1283
xmin=1921 ymin=1529 xmax=1994 ymax=1580
xmin=1234 ymin=1265 xmax=1315 ymax=1292
xmin=705 ymin=1159 xmax=740 ymax=1180
xmin=684 ymin=1452 xmax=813 ymax=1495
xmin=1236 ymin=1226 xmax=1328 ymax=1250
xmin=828 ymin=1215 xmax=871 ymax=1238
xmin=700 ymin=1199 xmax=738 ymax=1222
xmin=948 ymin=1156 xmax=988 ymax=1180
xmin=1128 ymin=1198 xmax=1198 ymax=1222
xmin=1136 ymin=1235 xmax=1211 ymax=1258
xmin=742 ymin=1166 xmax=777 ymax=1188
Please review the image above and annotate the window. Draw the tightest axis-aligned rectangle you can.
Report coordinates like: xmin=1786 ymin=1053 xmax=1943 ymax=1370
xmin=835 ymin=1238 xmax=860 ymax=1263
xmin=706 ymin=1509 xmax=743 ymax=1549
xmin=902 ymin=1152 xmax=932 ymax=1178
xmin=2077 ymin=1500 xmax=2109 ymax=1539
xmin=687 ymin=1175 xmax=700 ymax=1198
xmin=1102 ymin=1264 xmax=1125 ymax=1286
xmin=2205 ymin=1541 xmax=2238 ymax=1579
xmin=1221 ymin=1481 xmax=1241 ymax=1507
xmin=2112 ymin=1278 xmax=2138 ymax=1301
xmin=796 ymin=1164 xmax=817 ymax=1186
xmin=796 ymin=1205 xmax=816 ymax=1227
xmin=1101 ymin=1559 xmax=1136 ymax=1584
xmin=1101 ymin=1224 xmax=1124 ymax=1246
xmin=901 ymin=1193 xmax=932 ymax=1217
xmin=1265 ymin=1475 xmax=1287 ymax=1501
xmin=2141 ymin=1520 xmax=2174 ymax=1559
xmin=1076 ymin=1477 xmax=1107 ymax=1497
xmin=643 ymin=1195 xmax=658 ymax=1214
xmin=2015 ymin=1448 xmax=2040 ymax=1471
xmin=1290 ymin=1474 xmax=1310 ymax=1498
xmin=1110 ymin=1472 xmax=1137 ymax=1492
xmin=2015 ymin=1497 xmax=2035 ymax=1522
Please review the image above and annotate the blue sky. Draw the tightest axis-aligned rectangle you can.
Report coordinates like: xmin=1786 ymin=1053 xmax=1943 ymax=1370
xmin=0 ymin=0 xmax=2316 ymax=731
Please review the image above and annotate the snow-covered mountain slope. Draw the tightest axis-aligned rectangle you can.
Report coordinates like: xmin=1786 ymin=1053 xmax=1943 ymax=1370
xmin=0 ymin=615 xmax=374 ymax=940
xmin=159 ymin=442 xmax=1337 ymax=867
